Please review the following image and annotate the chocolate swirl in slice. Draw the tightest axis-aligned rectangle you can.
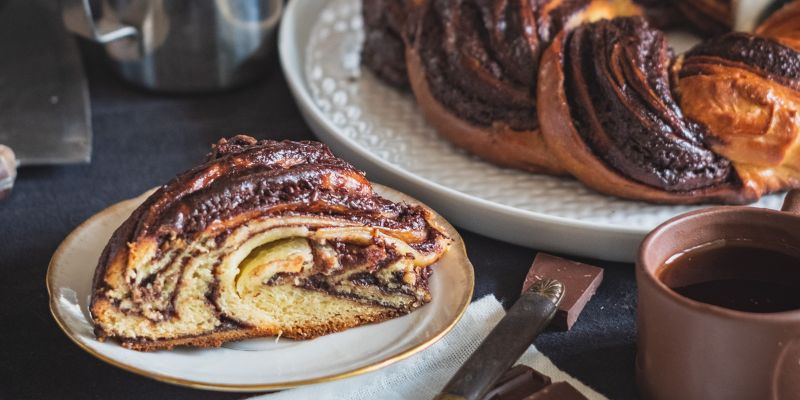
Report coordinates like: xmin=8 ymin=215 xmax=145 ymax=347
xmin=91 ymin=136 xmax=450 ymax=350
xmin=120 ymin=136 xmax=427 ymax=245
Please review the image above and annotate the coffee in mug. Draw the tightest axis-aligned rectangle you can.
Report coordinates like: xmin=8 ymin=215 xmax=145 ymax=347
xmin=657 ymin=240 xmax=800 ymax=313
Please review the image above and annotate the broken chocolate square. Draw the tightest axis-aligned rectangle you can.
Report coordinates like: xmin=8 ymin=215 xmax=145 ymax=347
xmin=522 ymin=253 xmax=603 ymax=331
xmin=524 ymin=381 xmax=589 ymax=399
xmin=482 ymin=365 xmax=551 ymax=400
xmin=481 ymin=365 xmax=589 ymax=400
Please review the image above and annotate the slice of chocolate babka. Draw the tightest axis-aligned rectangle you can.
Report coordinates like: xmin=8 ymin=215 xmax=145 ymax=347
xmin=90 ymin=136 xmax=450 ymax=351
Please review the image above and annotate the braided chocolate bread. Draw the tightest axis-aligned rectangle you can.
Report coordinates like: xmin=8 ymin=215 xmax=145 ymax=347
xmin=91 ymin=136 xmax=450 ymax=350
xmin=363 ymin=0 xmax=800 ymax=204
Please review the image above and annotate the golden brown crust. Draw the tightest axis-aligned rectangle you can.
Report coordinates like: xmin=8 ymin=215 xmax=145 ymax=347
xmin=406 ymin=46 xmax=567 ymax=174
xmin=111 ymin=309 xmax=402 ymax=351
xmin=675 ymin=33 xmax=800 ymax=199
xmin=537 ymin=30 xmax=753 ymax=204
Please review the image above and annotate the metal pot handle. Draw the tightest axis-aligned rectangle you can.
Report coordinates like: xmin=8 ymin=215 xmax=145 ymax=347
xmin=61 ymin=0 xmax=137 ymax=43
xmin=0 ymin=145 xmax=16 ymax=201
xmin=782 ymin=190 xmax=800 ymax=215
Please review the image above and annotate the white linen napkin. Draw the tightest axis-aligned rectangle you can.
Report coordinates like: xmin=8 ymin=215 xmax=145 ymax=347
xmin=249 ymin=295 xmax=607 ymax=400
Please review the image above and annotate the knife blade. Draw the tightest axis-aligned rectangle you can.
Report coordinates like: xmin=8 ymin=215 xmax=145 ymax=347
xmin=434 ymin=279 xmax=564 ymax=400
xmin=0 ymin=0 xmax=91 ymax=166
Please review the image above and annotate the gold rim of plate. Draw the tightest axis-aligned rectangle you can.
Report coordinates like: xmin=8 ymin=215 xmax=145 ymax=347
xmin=46 ymin=184 xmax=475 ymax=392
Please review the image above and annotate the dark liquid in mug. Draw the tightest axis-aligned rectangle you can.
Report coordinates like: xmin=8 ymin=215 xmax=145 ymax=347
xmin=658 ymin=241 xmax=800 ymax=313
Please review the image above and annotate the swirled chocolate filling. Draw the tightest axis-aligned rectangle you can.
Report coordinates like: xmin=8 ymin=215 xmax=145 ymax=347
xmin=94 ymin=137 xmax=435 ymax=294
xmin=562 ymin=17 xmax=734 ymax=191
xmin=418 ymin=0 xmax=590 ymax=130
xmin=134 ymin=137 xmax=428 ymax=241
xmin=680 ymin=33 xmax=800 ymax=91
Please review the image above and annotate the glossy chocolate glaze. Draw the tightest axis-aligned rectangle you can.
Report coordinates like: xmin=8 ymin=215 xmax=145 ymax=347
xmin=92 ymin=136 xmax=436 ymax=298
xmin=416 ymin=0 xmax=589 ymax=130
xmin=153 ymin=137 xmax=426 ymax=236
xmin=681 ymin=32 xmax=800 ymax=91
xmin=362 ymin=0 xmax=409 ymax=88
xmin=563 ymin=17 xmax=734 ymax=191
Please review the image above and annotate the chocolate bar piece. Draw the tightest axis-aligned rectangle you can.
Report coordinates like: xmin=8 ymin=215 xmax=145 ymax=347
xmin=522 ymin=253 xmax=603 ymax=331
xmin=481 ymin=365 xmax=589 ymax=400
xmin=482 ymin=365 xmax=551 ymax=400
xmin=524 ymin=382 xmax=589 ymax=400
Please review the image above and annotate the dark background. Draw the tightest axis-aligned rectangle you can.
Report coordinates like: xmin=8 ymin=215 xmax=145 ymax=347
xmin=0 ymin=42 xmax=638 ymax=400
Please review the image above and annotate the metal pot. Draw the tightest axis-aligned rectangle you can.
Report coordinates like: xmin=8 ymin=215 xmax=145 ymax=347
xmin=62 ymin=0 xmax=283 ymax=92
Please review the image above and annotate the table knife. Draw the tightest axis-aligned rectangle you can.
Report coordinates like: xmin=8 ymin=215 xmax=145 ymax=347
xmin=433 ymin=279 xmax=565 ymax=400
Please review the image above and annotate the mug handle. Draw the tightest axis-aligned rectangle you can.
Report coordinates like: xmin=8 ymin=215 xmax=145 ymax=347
xmin=61 ymin=0 xmax=138 ymax=43
xmin=782 ymin=189 xmax=800 ymax=214
xmin=772 ymin=337 xmax=800 ymax=399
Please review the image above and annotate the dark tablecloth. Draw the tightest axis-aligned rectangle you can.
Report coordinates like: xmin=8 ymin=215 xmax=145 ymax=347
xmin=0 ymin=42 xmax=638 ymax=400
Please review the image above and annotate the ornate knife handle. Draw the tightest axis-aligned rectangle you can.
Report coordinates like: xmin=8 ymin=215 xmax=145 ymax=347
xmin=434 ymin=279 xmax=565 ymax=400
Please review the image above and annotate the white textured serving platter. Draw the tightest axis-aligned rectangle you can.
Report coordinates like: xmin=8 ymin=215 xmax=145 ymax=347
xmin=47 ymin=185 xmax=473 ymax=391
xmin=278 ymin=0 xmax=786 ymax=262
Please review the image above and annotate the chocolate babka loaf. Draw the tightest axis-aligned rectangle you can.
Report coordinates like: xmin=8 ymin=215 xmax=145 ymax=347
xmin=91 ymin=136 xmax=450 ymax=350
xmin=361 ymin=0 xmax=800 ymax=204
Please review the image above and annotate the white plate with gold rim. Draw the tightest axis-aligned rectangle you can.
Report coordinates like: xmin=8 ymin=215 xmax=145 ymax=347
xmin=278 ymin=0 xmax=787 ymax=262
xmin=47 ymin=185 xmax=474 ymax=392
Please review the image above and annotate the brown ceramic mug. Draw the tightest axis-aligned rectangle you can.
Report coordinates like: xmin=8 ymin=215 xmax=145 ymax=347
xmin=637 ymin=190 xmax=800 ymax=400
